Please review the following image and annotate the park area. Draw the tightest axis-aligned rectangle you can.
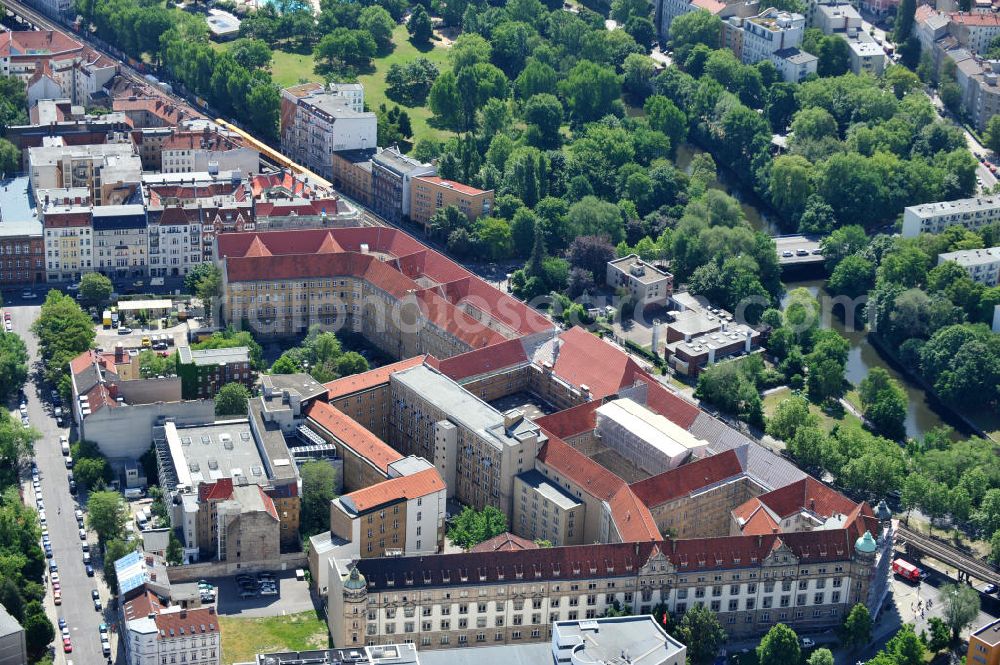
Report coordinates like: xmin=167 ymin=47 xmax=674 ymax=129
xmin=219 ymin=611 xmax=329 ymax=664
xmin=215 ymin=24 xmax=453 ymax=145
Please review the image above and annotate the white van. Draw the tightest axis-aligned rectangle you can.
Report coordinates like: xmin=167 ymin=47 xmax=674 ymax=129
xmin=61 ymin=440 xmax=70 ymax=456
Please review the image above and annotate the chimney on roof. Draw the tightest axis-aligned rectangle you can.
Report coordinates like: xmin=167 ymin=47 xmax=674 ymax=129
xmin=147 ymin=613 xmax=155 ymax=620
xmin=756 ymin=535 xmax=762 ymax=547
xmin=810 ymin=498 xmax=816 ymax=511
xmin=180 ymin=610 xmax=187 ymax=619
xmin=208 ymin=607 xmax=215 ymax=615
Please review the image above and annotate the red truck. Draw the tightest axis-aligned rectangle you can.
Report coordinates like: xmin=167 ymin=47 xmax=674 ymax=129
xmin=892 ymin=559 xmax=923 ymax=582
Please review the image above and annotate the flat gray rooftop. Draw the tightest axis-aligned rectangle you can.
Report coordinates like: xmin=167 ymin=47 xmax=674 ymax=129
xmin=165 ymin=419 xmax=266 ymax=487
xmin=553 ymin=616 xmax=686 ymax=665
xmin=418 ymin=642 xmax=551 ymax=665
xmin=393 ymin=364 xmax=543 ymax=450
xmin=248 ymin=398 xmax=298 ymax=483
xmin=517 ymin=469 xmax=582 ymax=510
xmin=178 ymin=345 xmax=250 ymax=366
xmin=0 ymin=176 xmax=41 ymax=237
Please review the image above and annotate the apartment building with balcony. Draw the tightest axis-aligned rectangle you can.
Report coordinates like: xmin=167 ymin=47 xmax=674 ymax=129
xmin=371 ymin=148 xmax=436 ymax=223
xmin=42 ymin=205 xmax=93 ymax=281
xmin=0 ymin=175 xmax=44 ymax=287
xmin=410 ymin=177 xmax=494 ymax=231
xmin=938 ymin=246 xmax=1000 ymax=286
xmin=902 ymin=196 xmax=1000 ymax=237
xmin=280 ymin=83 xmax=377 ymax=183
xmin=28 ymin=139 xmax=142 ymax=206
xmin=726 ymin=9 xmax=818 ymax=81
xmin=92 ymin=204 xmax=147 ymax=277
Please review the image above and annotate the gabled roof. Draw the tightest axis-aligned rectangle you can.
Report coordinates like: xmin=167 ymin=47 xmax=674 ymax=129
xmin=305 ymin=401 xmax=402 ymax=473
xmin=550 ymin=327 xmax=647 ymax=399
xmin=324 ymin=356 xmax=427 ymax=400
xmin=608 ymin=485 xmax=661 ymax=542
xmin=471 ymin=532 xmax=540 ymax=553
xmin=197 ymin=478 xmax=234 ymax=502
xmin=339 ymin=468 xmax=444 ymax=513
xmin=534 ymin=401 xmax=601 ymax=439
xmin=754 ymin=477 xmax=857 ymax=521
xmin=630 ymin=449 xmax=745 ymax=507
xmin=535 ymin=432 xmax=625 ymax=502
xmin=153 ymin=607 xmax=219 ymax=640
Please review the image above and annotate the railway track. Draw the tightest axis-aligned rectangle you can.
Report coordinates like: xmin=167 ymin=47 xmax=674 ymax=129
xmin=897 ymin=525 xmax=1000 ymax=585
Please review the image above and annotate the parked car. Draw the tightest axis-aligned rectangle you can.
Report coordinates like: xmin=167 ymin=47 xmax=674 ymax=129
xmin=86 ymin=564 xmax=94 ymax=577
xmin=91 ymin=589 xmax=102 ymax=611
xmin=801 ymin=638 xmax=815 ymax=649
xmin=21 ymin=290 xmax=37 ymax=299
xmin=117 ymin=327 xmax=133 ymax=335
xmin=62 ymin=637 xmax=72 ymax=653
xmin=79 ymin=528 xmax=87 ymax=540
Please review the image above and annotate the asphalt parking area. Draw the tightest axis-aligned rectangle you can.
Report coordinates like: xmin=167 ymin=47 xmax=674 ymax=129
xmin=211 ymin=570 xmax=316 ymax=618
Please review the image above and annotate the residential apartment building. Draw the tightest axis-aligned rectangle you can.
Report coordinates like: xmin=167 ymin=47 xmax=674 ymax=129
xmin=151 ymin=127 xmax=259 ymax=175
xmin=0 ymin=31 xmax=117 ymax=107
xmin=123 ymin=600 xmax=221 ymax=665
xmin=28 ymin=140 xmax=142 ymax=206
xmin=845 ymin=33 xmax=887 ymax=75
xmin=606 ymin=255 xmax=674 ymax=308
xmin=969 ymin=619 xmax=1000 ymax=665
xmin=280 ymin=83 xmax=377 ymax=182
xmin=8 ymin=99 xmax=131 ymax=152
xmin=331 ymin=148 xmax=377 ymax=206
xmin=26 ymin=0 xmax=72 ymax=17
xmin=812 ymin=4 xmax=886 ymax=75
xmin=328 ymin=507 xmax=892 ymax=649
xmin=410 ymin=176 xmax=494 ymax=230
xmin=176 ymin=346 xmax=253 ymax=399
xmin=655 ymin=0 xmax=725 ymax=40
xmin=0 ymin=175 xmax=44 ymax=287
xmin=938 ymin=246 xmax=1000 ymax=285
xmin=949 ymin=13 xmax=1000 ymax=54
xmin=371 ymin=147 xmax=436 ymax=223
xmin=92 ymin=204 xmax=148 ymax=278
xmin=726 ymin=9 xmax=818 ymax=81
xmin=902 ymin=196 xmax=1000 ymax=237
xmin=42 ymin=206 xmax=93 ymax=281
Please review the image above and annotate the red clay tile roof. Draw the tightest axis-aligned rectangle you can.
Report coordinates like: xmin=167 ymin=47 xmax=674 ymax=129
xmin=736 ymin=502 xmax=781 ymax=535
xmin=243 ymin=236 xmax=272 ymax=258
xmin=306 ymin=401 xmax=402 ymax=473
xmin=355 ymin=530 xmax=858 ymax=591
xmin=70 ymin=350 xmax=96 ymax=376
xmin=249 ymin=172 xmax=318 ymax=198
xmin=534 ymin=401 xmax=601 ymax=439
xmin=325 ymin=356 xmax=427 ymax=400
xmin=949 ymin=11 xmax=1000 ymax=24
xmin=112 ymin=97 xmax=197 ymax=126
xmin=341 ymin=468 xmax=444 ymax=513
xmin=755 ymin=477 xmax=857 ymax=521
xmin=197 ymin=478 xmax=234 ymax=502
xmin=83 ymin=383 xmax=117 ymax=413
xmin=641 ymin=377 xmax=701 ymax=429
xmin=153 ymin=607 xmax=219 ymax=640
xmin=692 ymin=0 xmax=726 ymax=12
xmin=608 ymin=485 xmax=660 ymax=542
xmin=631 ymin=449 xmax=746 ymax=508
xmin=414 ymin=176 xmax=491 ymax=197
xmin=123 ymin=590 xmax=162 ymax=622
xmin=551 ymin=328 xmax=646 ymax=399
xmin=257 ymin=486 xmax=279 ymax=521
xmin=437 ymin=339 xmax=530 ymax=382
xmin=0 ymin=31 xmax=82 ymax=58
xmin=535 ymin=432 xmax=625 ymax=502
xmin=470 ymin=532 xmax=540 ymax=553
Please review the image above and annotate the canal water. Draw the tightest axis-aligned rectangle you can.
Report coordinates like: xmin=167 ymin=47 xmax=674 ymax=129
xmin=672 ymin=144 xmax=953 ymax=440
xmin=778 ymin=280 xmax=956 ymax=441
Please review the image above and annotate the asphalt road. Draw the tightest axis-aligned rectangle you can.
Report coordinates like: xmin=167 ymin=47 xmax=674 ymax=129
xmin=9 ymin=304 xmax=114 ymax=665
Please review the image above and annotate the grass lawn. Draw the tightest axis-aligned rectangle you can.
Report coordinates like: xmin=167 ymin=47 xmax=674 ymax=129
xmin=219 ymin=25 xmax=453 ymax=147
xmin=762 ymin=387 xmax=862 ymax=433
xmin=357 ymin=24 xmax=454 ymax=145
xmin=219 ymin=611 xmax=329 ymax=665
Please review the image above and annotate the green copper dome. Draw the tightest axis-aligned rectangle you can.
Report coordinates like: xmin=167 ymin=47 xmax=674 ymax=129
xmin=344 ymin=565 xmax=367 ymax=590
xmin=855 ymin=531 xmax=877 ymax=554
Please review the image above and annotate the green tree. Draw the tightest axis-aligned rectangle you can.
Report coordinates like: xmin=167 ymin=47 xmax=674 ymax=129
xmin=769 ymin=154 xmax=814 ymax=223
xmin=359 ymin=6 xmax=395 ymax=51
xmin=166 ymin=531 xmax=184 ymax=565
xmin=858 ymin=368 xmax=907 ymax=440
xmin=644 ymin=95 xmax=688 ymax=151
xmin=407 ymin=5 xmax=433 ymax=44
xmin=808 ymin=648 xmax=834 ymax=665
xmin=559 ymin=61 xmax=622 ymax=123
xmin=0 ymin=332 xmax=28 ymax=402
xmin=940 ymin=583 xmax=980 ymax=640
xmin=523 ymin=93 xmax=563 ymax=149
xmin=87 ymin=490 xmax=128 ymax=542
xmin=74 ymin=456 xmax=111 ymax=489
xmin=0 ymin=139 xmax=18 ymax=175
xmin=78 ymin=272 xmax=113 ymax=308
xmin=300 ymin=460 xmax=338 ymax=538
xmin=766 ymin=394 xmax=818 ymax=442
xmin=757 ymin=623 xmax=801 ymax=665
xmin=894 ymin=0 xmax=916 ymax=43
xmin=841 ymin=603 xmax=872 ymax=651
xmin=984 ymin=114 xmax=1000 ymax=155
xmin=927 ymin=617 xmax=951 ymax=651
xmin=828 ymin=255 xmax=875 ymax=298
xmin=675 ymin=605 xmax=727 ymax=665
xmin=446 ymin=506 xmax=508 ymax=549
xmin=622 ymin=53 xmax=656 ymax=100
xmin=335 ymin=351 xmax=369 ymax=377
xmin=31 ymin=291 xmax=95 ymax=396
xmin=314 ymin=28 xmax=377 ymax=73
xmin=215 ymin=382 xmax=251 ymax=416
xmin=230 ymin=38 xmax=273 ymax=70
xmin=23 ymin=607 xmax=53 ymax=658
xmin=887 ymin=625 xmax=925 ymax=665
xmin=669 ymin=10 xmax=722 ymax=62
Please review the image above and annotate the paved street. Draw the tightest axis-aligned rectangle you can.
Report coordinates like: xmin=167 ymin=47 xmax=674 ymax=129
xmin=8 ymin=303 xmax=114 ymax=665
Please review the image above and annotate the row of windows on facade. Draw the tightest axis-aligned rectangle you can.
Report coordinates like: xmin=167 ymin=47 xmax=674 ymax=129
xmin=2 ymin=259 xmax=43 ymax=269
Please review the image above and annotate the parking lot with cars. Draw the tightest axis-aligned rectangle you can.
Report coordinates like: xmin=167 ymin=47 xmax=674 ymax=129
xmin=8 ymin=304 xmax=114 ymax=665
